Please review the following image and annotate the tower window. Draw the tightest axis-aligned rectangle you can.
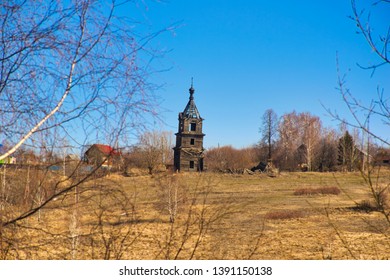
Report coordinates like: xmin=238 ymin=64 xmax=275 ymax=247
xmin=189 ymin=161 xmax=195 ymax=169
xmin=190 ymin=138 xmax=195 ymax=145
xmin=190 ymin=122 xmax=196 ymax=131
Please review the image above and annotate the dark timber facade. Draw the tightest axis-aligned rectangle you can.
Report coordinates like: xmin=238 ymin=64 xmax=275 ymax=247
xmin=173 ymin=83 xmax=205 ymax=172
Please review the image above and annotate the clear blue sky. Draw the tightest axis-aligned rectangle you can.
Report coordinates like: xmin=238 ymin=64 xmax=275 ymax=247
xmin=132 ymin=0 xmax=390 ymax=148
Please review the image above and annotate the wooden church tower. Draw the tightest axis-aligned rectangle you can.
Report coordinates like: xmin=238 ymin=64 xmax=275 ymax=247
xmin=173 ymin=82 xmax=205 ymax=172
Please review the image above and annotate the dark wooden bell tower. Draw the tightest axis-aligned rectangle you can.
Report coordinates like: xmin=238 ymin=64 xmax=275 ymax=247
xmin=173 ymin=81 xmax=205 ymax=172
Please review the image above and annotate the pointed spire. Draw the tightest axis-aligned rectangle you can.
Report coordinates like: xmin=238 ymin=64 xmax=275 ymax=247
xmin=183 ymin=78 xmax=201 ymax=119
xmin=189 ymin=77 xmax=195 ymax=100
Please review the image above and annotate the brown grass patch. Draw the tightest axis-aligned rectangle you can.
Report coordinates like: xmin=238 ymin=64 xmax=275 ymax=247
xmin=2 ymin=169 xmax=390 ymax=259
xmin=264 ymin=209 xmax=306 ymax=220
xmin=294 ymin=186 xmax=341 ymax=196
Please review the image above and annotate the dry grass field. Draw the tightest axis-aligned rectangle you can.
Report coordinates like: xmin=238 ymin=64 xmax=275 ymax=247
xmin=1 ymin=168 xmax=390 ymax=260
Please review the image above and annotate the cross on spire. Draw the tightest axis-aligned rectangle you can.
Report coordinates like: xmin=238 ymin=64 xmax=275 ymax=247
xmin=189 ymin=77 xmax=195 ymax=99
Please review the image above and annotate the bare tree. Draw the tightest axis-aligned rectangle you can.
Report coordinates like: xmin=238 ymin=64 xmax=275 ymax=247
xmin=329 ymin=0 xmax=390 ymax=227
xmin=205 ymin=145 xmax=258 ymax=173
xmin=154 ymin=174 xmax=187 ymax=223
xmin=278 ymin=111 xmax=300 ymax=170
xmin=315 ymin=128 xmax=338 ymax=172
xmin=328 ymin=0 xmax=390 ymax=146
xmin=0 ymin=0 xmax=171 ymax=228
xmin=259 ymin=109 xmax=278 ymax=161
xmin=349 ymin=0 xmax=390 ymax=224
xmin=138 ymin=130 xmax=174 ymax=174
xmin=351 ymin=0 xmax=390 ymax=71
xmin=155 ymin=175 xmax=235 ymax=260
xmin=277 ymin=111 xmax=324 ymax=171
xmin=0 ymin=0 xmax=168 ymax=161
xmin=300 ymin=112 xmax=322 ymax=171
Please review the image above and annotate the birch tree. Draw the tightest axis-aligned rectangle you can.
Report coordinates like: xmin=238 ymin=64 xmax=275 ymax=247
xmin=300 ymin=112 xmax=322 ymax=171
xmin=278 ymin=111 xmax=300 ymax=170
xmin=0 ymin=0 xmax=171 ymax=228
xmin=278 ymin=111 xmax=322 ymax=171
xmin=0 ymin=0 xmax=167 ymax=161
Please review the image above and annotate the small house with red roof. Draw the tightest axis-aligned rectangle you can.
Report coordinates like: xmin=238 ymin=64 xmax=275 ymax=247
xmin=84 ymin=144 xmax=121 ymax=168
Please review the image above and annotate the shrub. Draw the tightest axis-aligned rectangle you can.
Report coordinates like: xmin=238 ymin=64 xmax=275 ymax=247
xmin=350 ymin=200 xmax=379 ymax=212
xmin=205 ymin=145 xmax=259 ymax=173
xmin=317 ymin=186 xmax=341 ymax=195
xmin=293 ymin=188 xmax=316 ymax=196
xmin=264 ymin=209 xmax=306 ymax=220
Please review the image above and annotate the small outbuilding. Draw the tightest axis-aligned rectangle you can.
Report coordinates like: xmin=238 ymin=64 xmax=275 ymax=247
xmin=84 ymin=144 xmax=121 ymax=168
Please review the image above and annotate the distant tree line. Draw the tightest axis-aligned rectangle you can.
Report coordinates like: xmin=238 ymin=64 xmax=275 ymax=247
xmin=6 ymin=119 xmax=388 ymax=175
xmin=206 ymin=109 xmax=389 ymax=173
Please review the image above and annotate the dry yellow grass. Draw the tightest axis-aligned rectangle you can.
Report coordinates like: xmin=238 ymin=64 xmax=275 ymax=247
xmin=1 ymin=169 xmax=390 ymax=260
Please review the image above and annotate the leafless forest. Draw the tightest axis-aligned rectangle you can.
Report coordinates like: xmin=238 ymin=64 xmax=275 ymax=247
xmin=0 ymin=0 xmax=389 ymax=259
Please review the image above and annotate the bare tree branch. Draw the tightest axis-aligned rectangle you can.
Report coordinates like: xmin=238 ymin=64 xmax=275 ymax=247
xmin=0 ymin=0 xmax=170 ymax=159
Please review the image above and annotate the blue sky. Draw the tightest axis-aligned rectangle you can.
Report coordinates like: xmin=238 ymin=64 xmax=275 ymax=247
xmin=133 ymin=0 xmax=390 ymax=148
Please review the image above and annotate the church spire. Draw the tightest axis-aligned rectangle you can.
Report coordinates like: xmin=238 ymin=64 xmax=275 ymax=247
xmin=189 ymin=77 xmax=195 ymax=100
xmin=183 ymin=78 xmax=200 ymax=119
xmin=174 ymin=81 xmax=205 ymax=172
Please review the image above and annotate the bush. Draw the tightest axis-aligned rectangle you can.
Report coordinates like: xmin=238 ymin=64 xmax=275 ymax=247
xmin=317 ymin=186 xmax=341 ymax=195
xmin=205 ymin=145 xmax=259 ymax=173
xmin=350 ymin=200 xmax=379 ymax=212
xmin=293 ymin=188 xmax=315 ymax=196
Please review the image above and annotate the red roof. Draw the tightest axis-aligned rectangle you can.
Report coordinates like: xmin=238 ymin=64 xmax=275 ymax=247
xmin=91 ymin=144 xmax=120 ymax=156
